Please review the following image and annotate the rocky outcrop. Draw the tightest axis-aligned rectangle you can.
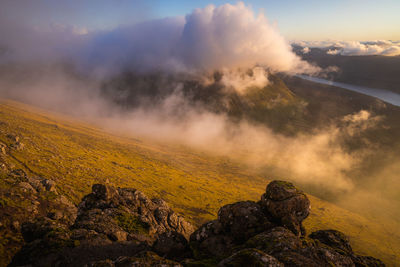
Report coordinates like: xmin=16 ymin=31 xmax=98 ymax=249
xmin=190 ymin=201 xmax=276 ymax=259
xmin=9 ymin=180 xmax=385 ymax=267
xmin=10 ymin=183 xmax=194 ymax=266
xmin=75 ymin=184 xmax=194 ymax=243
xmin=260 ymin=180 xmax=310 ymax=236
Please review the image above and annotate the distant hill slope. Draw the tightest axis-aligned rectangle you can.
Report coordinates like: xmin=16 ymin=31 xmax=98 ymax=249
xmin=294 ymin=46 xmax=400 ymax=94
xmin=0 ymin=99 xmax=399 ymax=265
xmin=101 ymin=73 xmax=308 ymax=135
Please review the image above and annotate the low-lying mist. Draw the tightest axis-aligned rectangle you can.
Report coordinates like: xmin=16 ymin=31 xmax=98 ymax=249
xmin=0 ymin=2 xmax=399 ymax=222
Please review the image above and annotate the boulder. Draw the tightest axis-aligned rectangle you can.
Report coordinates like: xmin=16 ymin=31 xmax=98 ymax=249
xmin=72 ymin=208 xmax=130 ymax=243
xmin=190 ymin=220 xmax=235 ymax=260
xmin=18 ymin=182 xmax=37 ymax=193
xmin=41 ymin=179 xmax=58 ymax=193
xmin=6 ymin=134 xmax=19 ymax=142
xmin=21 ymin=217 xmax=68 ymax=243
xmin=152 ymin=231 xmax=192 ymax=261
xmin=309 ymin=230 xmax=384 ymax=266
xmin=309 ymin=229 xmax=353 ymax=254
xmin=10 ymin=218 xmax=74 ymax=267
xmin=87 ymin=251 xmax=183 ymax=267
xmin=218 ymin=248 xmax=283 ymax=267
xmin=245 ymin=227 xmax=301 ymax=255
xmin=218 ymin=201 xmax=275 ymax=242
xmin=92 ymin=184 xmax=119 ymax=201
xmin=260 ymin=180 xmax=310 ymax=236
xmin=271 ymin=251 xmax=320 ymax=267
xmin=308 ymin=245 xmax=355 ymax=267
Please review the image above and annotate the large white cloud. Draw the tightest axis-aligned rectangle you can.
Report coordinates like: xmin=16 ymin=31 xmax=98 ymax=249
xmin=175 ymin=3 xmax=308 ymax=72
xmin=1 ymin=2 xmax=317 ymax=77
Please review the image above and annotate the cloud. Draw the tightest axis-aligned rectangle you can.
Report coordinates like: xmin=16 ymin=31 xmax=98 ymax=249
xmin=294 ymin=40 xmax=400 ymax=56
xmin=302 ymin=47 xmax=310 ymax=54
xmin=98 ymin=99 xmax=385 ymax=194
xmin=0 ymin=2 xmax=319 ymax=92
xmin=79 ymin=2 xmax=320 ymax=81
xmin=175 ymin=3 xmax=311 ymax=73
xmin=219 ymin=67 xmax=270 ymax=93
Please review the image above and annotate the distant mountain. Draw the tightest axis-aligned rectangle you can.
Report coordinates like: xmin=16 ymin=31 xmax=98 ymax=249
xmin=101 ymin=72 xmax=308 ymax=135
xmin=293 ymin=45 xmax=400 ymax=94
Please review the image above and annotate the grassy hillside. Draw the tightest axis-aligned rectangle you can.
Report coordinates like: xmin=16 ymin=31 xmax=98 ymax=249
xmin=0 ymin=99 xmax=399 ymax=265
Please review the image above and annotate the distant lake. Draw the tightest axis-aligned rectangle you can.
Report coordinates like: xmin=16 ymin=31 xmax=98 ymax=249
xmin=297 ymin=75 xmax=400 ymax=107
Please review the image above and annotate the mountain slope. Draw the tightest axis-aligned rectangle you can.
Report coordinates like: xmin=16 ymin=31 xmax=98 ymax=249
xmin=293 ymin=46 xmax=400 ymax=94
xmin=0 ymin=99 xmax=399 ymax=265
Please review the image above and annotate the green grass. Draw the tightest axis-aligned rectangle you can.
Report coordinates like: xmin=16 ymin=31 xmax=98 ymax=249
xmin=0 ymin=99 xmax=399 ymax=266
xmin=115 ymin=211 xmax=149 ymax=235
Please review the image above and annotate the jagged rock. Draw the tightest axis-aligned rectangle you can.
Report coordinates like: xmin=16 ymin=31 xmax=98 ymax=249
xmin=218 ymin=201 xmax=275 ymax=242
xmin=92 ymin=183 xmax=119 ymax=201
xmin=70 ymin=228 xmax=112 ymax=246
xmin=10 ymin=218 xmax=74 ymax=267
xmin=14 ymin=142 xmax=24 ymax=150
xmin=309 ymin=230 xmax=384 ymax=266
xmin=9 ymin=168 xmax=27 ymax=179
xmin=41 ymin=179 xmax=57 ymax=193
xmin=18 ymin=181 xmax=37 ymax=193
xmin=20 ymin=217 xmax=68 ymax=243
xmin=260 ymin=180 xmax=310 ymax=236
xmin=6 ymin=134 xmax=19 ymax=142
xmin=309 ymin=229 xmax=353 ymax=254
xmin=190 ymin=201 xmax=274 ymax=260
xmin=151 ymin=198 xmax=194 ymax=239
xmin=309 ymin=245 xmax=355 ymax=267
xmin=218 ymin=248 xmax=283 ymax=267
xmin=26 ymin=176 xmax=45 ymax=192
xmin=152 ymin=231 xmax=192 ymax=261
xmin=73 ymin=208 xmax=130 ymax=243
xmin=245 ymin=227 xmax=301 ymax=255
xmin=77 ymin=184 xmax=194 ymax=243
xmin=245 ymin=226 xmax=355 ymax=266
xmin=352 ymin=255 xmax=385 ymax=267
xmin=6 ymin=134 xmax=24 ymax=150
xmin=271 ymin=251 xmax=320 ymax=267
xmin=190 ymin=220 xmax=235 ymax=260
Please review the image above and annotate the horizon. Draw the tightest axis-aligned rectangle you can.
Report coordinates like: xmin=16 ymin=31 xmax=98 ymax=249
xmin=1 ymin=0 xmax=399 ymax=41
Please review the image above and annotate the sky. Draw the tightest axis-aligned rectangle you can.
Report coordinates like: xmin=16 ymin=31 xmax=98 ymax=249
xmin=1 ymin=0 xmax=399 ymax=41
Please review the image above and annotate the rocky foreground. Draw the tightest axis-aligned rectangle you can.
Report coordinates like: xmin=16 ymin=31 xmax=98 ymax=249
xmin=8 ymin=180 xmax=384 ymax=267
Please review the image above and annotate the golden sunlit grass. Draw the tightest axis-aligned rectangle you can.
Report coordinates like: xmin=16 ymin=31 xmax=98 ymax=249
xmin=0 ymin=99 xmax=399 ymax=266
